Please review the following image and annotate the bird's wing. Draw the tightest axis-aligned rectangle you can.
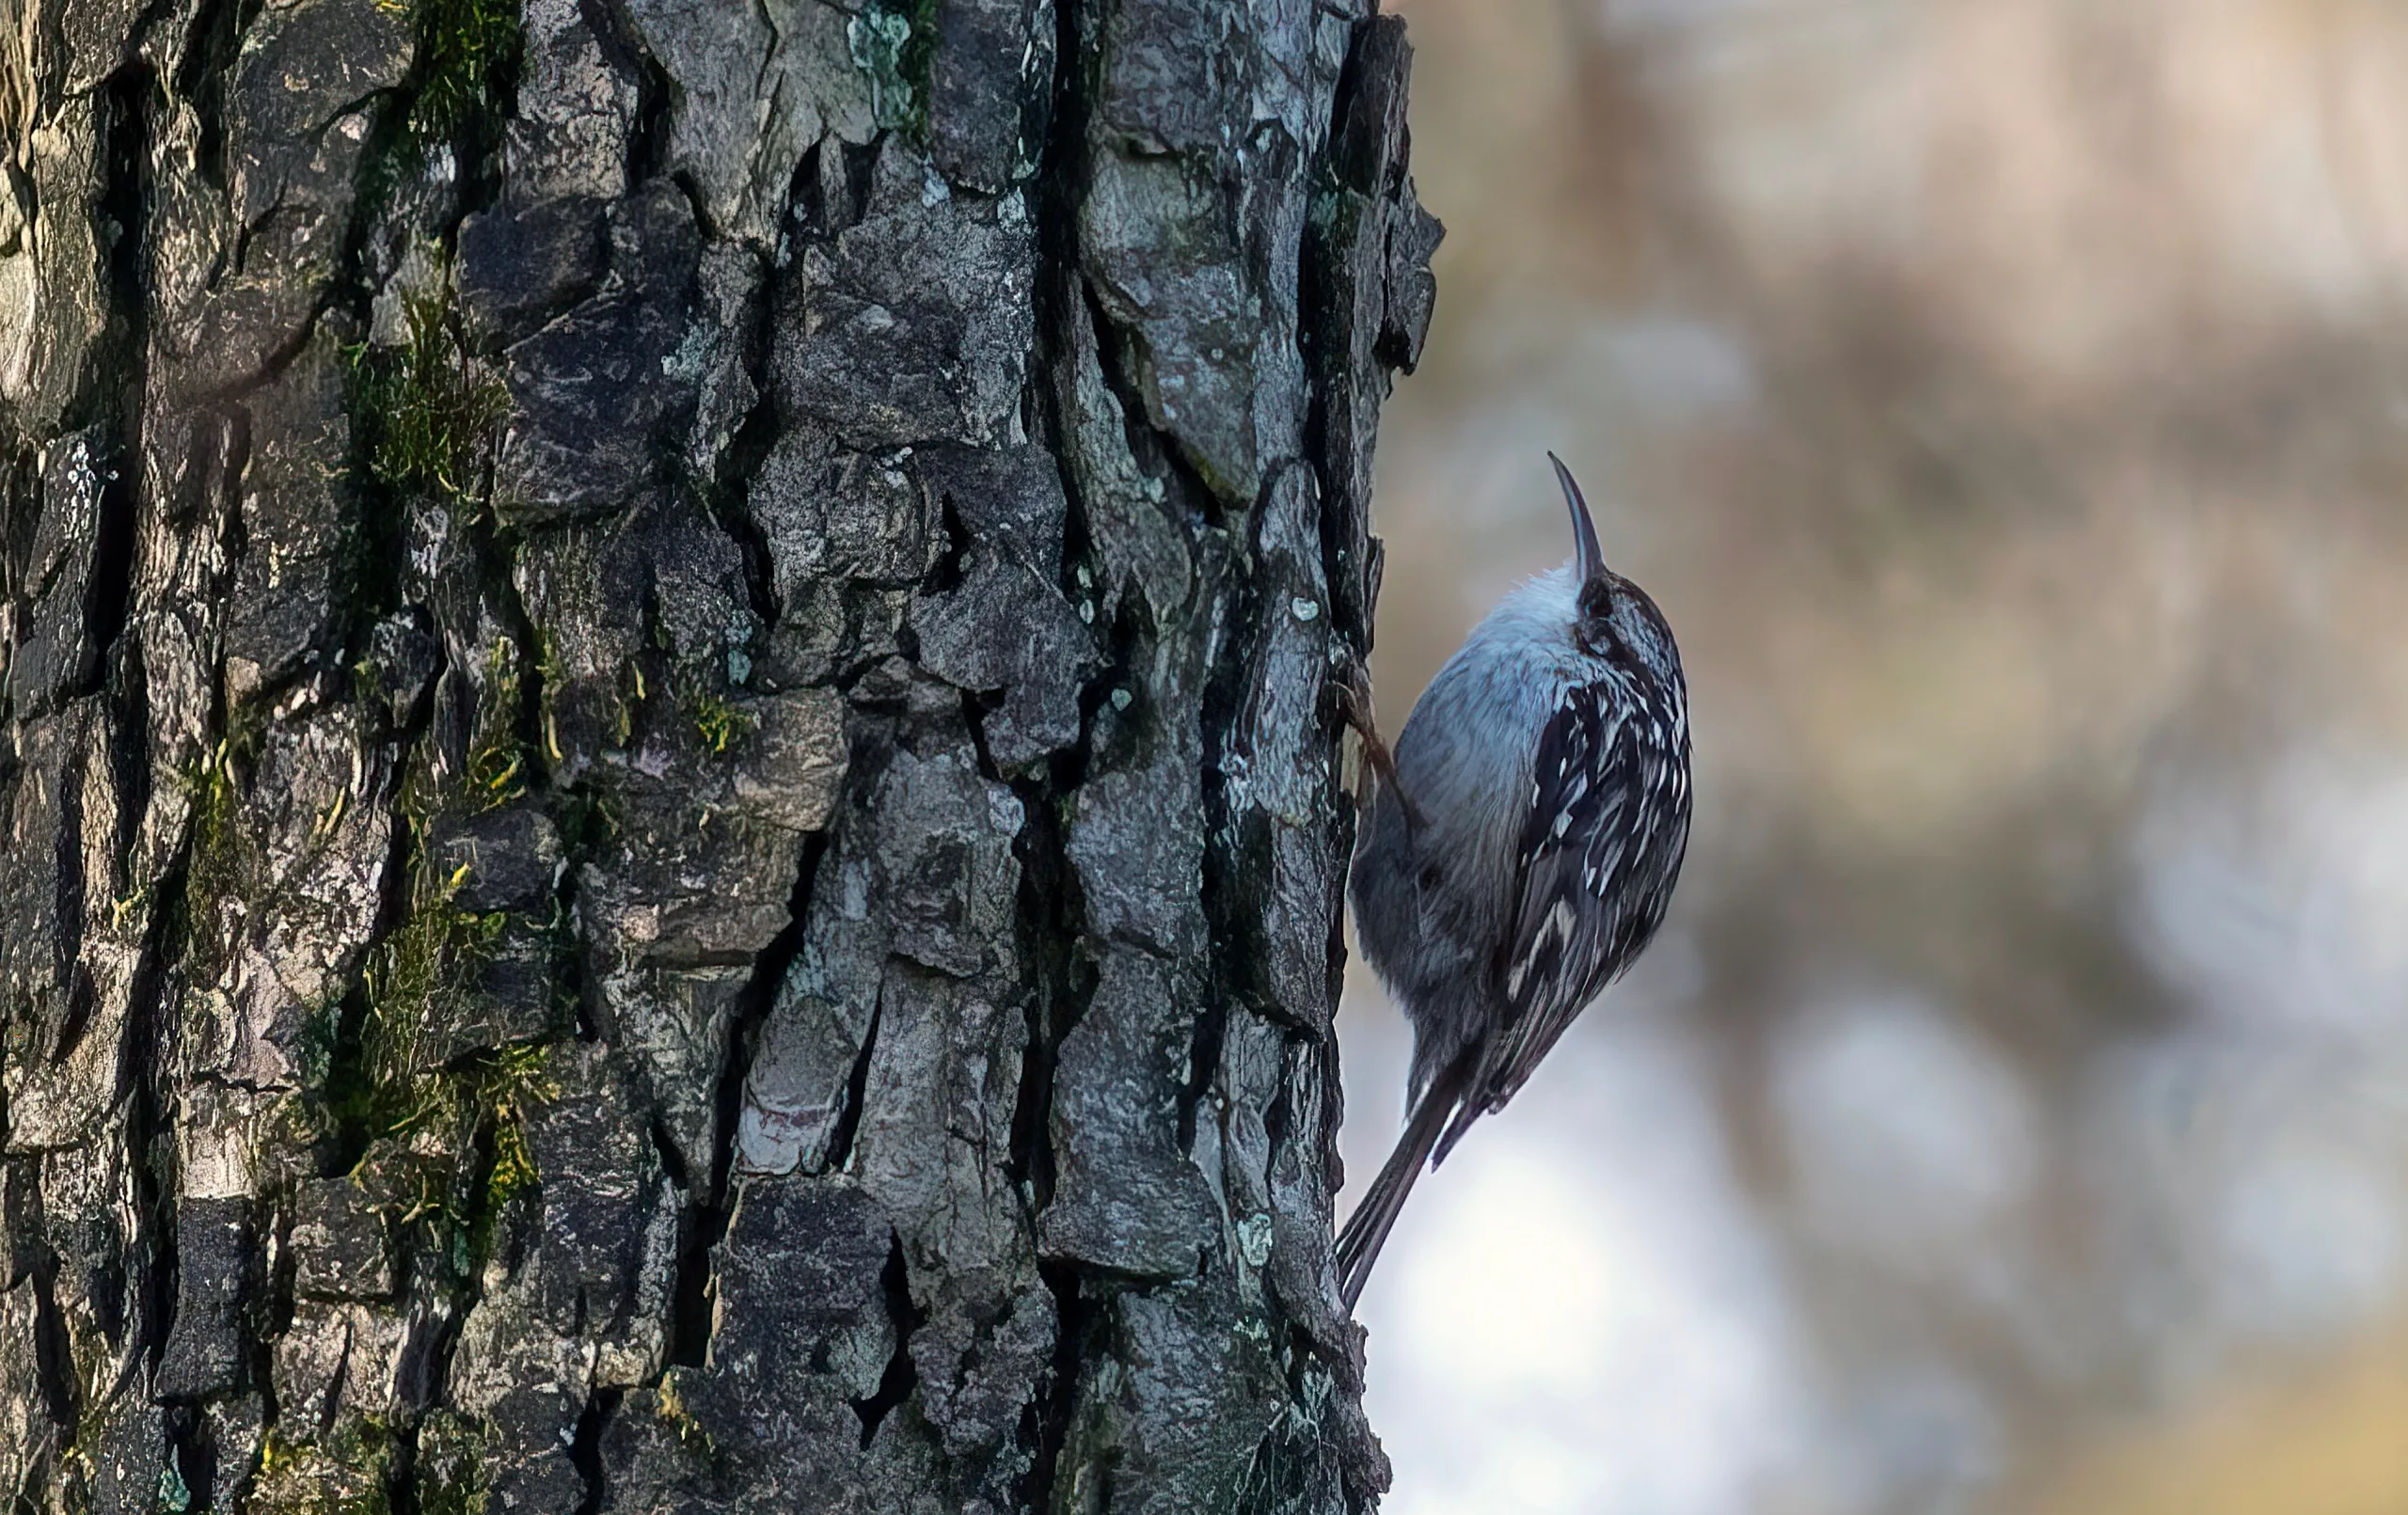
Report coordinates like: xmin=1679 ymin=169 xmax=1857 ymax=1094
xmin=1439 ymin=678 xmax=1687 ymax=1156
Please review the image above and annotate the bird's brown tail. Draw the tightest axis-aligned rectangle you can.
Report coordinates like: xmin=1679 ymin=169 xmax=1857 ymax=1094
xmin=1336 ymin=1056 xmax=1472 ymax=1308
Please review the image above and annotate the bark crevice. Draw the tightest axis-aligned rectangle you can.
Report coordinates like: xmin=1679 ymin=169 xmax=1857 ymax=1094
xmin=848 ymin=1230 xmax=926 ymax=1447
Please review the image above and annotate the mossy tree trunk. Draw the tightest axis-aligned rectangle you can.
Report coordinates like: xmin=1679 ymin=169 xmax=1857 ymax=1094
xmin=0 ymin=0 xmax=1436 ymax=1509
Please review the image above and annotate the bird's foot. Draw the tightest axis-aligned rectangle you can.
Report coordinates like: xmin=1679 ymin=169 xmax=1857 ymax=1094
xmin=1334 ymin=653 xmax=1426 ymax=830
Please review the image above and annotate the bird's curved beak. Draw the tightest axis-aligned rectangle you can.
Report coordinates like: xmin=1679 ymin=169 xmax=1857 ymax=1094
xmin=1549 ymin=451 xmax=1605 ymax=584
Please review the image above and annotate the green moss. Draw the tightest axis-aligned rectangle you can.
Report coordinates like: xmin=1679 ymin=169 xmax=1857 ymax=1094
xmin=558 ymin=783 xmax=622 ymax=852
xmin=158 ymin=1452 xmax=193 ymax=1514
xmin=393 ymin=0 xmax=522 ymax=146
xmin=182 ymin=743 xmax=241 ymax=900
xmin=387 ymin=635 xmax=527 ymax=830
xmin=468 ymin=1041 xmax=553 ymax=1259
xmin=413 ymin=1412 xmax=492 ymax=1515
xmin=686 ymin=689 xmax=755 ymax=757
xmin=349 ymin=281 xmax=506 ymax=519
xmin=463 ymin=635 xmax=529 ymax=811
xmin=465 ymin=739 xmax=527 ymax=810
xmin=849 ymin=0 xmax=939 ymax=140
xmin=531 ymin=623 xmax=572 ymax=766
xmin=252 ymin=1417 xmax=398 ymax=1515
xmin=340 ymin=1031 xmax=555 ymax=1287
xmin=655 ymin=1371 xmax=721 ymax=1463
xmin=310 ymin=843 xmax=512 ymax=1149
xmin=613 ymin=667 xmax=638 ymax=749
xmin=484 ymin=1099 xmax=539 ymax=1212
xmin=176 ymin=714 xmax=266 ymax=975
xmin=107 ymin=880 xmax=151 ymax=929
xmin=899 ymin=0 xmax=940 ymax=135
xmin=369 ymin=890 xmax=506 ymax=1085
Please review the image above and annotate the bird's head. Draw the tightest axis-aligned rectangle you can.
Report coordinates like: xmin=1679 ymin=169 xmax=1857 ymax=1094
xmin=1552 ymin=452 xmax=1682 ymax=686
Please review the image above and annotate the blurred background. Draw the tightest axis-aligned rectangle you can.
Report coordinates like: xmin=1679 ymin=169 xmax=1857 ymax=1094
xmin=1335 ymin=2 xmax=2408 ymax=1511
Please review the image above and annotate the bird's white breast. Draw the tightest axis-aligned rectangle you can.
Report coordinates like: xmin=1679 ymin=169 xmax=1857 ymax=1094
xmin=1390 ymin=564 xmax=1595 ymax=939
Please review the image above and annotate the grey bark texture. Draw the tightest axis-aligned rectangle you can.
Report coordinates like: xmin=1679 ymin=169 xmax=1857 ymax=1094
xmin=0 ymin=0 xmax=1439 ymax=1510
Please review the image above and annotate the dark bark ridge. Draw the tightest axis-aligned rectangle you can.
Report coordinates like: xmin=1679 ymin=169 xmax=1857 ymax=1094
xmin=0 ymin=0 xmax=1438 ymax=1510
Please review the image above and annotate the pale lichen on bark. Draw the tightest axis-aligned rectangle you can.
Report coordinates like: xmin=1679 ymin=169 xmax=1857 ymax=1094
xmin=0 ymin=0 xmax=1435 ymax=1509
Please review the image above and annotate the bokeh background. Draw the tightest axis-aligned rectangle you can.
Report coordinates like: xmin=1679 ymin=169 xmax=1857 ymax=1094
xmin=1335 ymin=2 xmax=2408 ymax=1511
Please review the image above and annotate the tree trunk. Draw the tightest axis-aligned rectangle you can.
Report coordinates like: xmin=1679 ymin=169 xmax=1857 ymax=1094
xmin=0 ymin=0 xmax=1436 ymax=1510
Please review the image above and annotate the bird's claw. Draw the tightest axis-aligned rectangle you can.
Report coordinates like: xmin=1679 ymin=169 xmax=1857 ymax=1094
xmin=1334 ymin=653 xmax=1425 ymax=831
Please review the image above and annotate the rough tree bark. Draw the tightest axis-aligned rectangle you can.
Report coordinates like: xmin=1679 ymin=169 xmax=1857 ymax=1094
xmin=0 ymin=0 xmax=1436 ymax=1509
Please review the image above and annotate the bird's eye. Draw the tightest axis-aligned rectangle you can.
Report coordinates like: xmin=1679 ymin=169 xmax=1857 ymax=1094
xmin=1579 ymin=609 xmax=1622 ymax=655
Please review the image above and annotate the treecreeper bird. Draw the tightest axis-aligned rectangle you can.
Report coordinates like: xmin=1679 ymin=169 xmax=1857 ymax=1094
xmin=1337 ymin=453 xmax=1693 ymax=1308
